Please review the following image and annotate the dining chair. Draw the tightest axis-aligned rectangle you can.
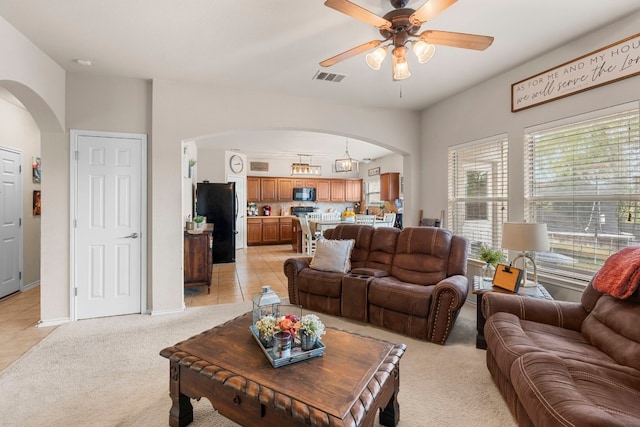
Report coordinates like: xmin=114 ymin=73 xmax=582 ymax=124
xmin=306 ymin=212 xmax=322 ymax=221
xmin=299 ymin=216 xmax=319 ymax=255
xmin=383 ymin=212 xmax=396 ymax=225
xmin=321 ymin=211 xmax=341 ymax=221
xmin=355 ymin=214 xmax=376 ymax=226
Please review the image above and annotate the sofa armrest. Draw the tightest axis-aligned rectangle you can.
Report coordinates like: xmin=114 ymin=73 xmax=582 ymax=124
xmin=427 ymin=274 xmax=469 ymax=344
xmin=283 ymin=257 xmax=312 ymax=305
xmin=481 ymin=292 xmax=587 ymax=331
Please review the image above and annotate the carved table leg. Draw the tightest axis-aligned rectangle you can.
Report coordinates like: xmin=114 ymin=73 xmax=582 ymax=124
xmin=379 ymin=366 xmax=400 ymax=426
xmin=169 ymin=361 xmax=193 ymax=427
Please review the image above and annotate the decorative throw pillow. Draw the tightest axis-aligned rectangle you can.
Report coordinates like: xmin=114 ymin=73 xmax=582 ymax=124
xmin=309 ymin=239 xmax=355 ymax=273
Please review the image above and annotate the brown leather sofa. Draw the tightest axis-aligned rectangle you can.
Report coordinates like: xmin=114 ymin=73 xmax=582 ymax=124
xmin=283 ymin=224 xmax=469 ymax=344
xmin=482 ymin=281 xmax=640 ymax=426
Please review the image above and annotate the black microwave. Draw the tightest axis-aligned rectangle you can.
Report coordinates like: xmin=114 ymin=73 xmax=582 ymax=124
xmin=293 ymin=187 xmax=316 ymax=201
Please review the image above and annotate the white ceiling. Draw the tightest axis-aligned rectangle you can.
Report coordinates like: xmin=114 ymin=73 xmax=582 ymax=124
xmin=2 ymin=0 xmax=639 ymax=160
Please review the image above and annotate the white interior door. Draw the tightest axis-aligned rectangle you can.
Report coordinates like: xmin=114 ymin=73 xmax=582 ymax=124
xmin=0 ymin=147 xmax=22 ymax=299
xmin=72 ymin=130 xmax=146 ymax=320
xmin=228 ymin=175 xmax=245 ymax=249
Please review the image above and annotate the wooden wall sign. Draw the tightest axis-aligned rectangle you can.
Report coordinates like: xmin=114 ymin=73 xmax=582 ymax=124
xmin=512 ymin=32 xmax=640 ymax=112
xmin=250 ymin=161 xmax=269 ymax=172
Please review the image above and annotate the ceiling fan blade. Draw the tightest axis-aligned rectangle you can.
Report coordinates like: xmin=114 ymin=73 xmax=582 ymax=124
xmin=320 ymin=40 xmax=382 ymax=67
xmin=418 ymin=30 xmax=494 ymax=51
xmin=409 ymin=0 xmax=457 ymax=25
xmin=324 ymin=0 xmax=392 ymax=30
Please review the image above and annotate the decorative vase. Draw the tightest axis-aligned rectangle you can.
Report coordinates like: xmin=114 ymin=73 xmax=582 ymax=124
xmin=482 ymin=262 xmax=496 ymax=281
xmin=300 ymin=333 xmax=317 ymax=351
xmin=259 ymin=333 xmax=274 ymax=349
xmin=273 ymin=331 xmax=292 ymax=359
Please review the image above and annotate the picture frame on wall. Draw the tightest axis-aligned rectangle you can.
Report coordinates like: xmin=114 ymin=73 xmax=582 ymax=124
xmin=33 ymin=190 xmax=41 ymax=216
xmin=368 ymin=167 xmax=380 ymax=176
xmin=32 ymin=156 xmax=41 ymax=183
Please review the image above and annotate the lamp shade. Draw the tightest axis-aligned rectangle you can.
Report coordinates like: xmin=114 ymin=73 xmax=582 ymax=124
xmin=501 ymin=222 xmax=550 ymax=252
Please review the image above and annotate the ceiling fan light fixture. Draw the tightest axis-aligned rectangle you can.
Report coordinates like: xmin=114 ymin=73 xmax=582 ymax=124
xmin=365 ymin=46 xmax=387 ymax=70
xmin=392 ymin=46 xmax=411 ymax=80
xmin=413 ymin=40 xmax=436 ymax=63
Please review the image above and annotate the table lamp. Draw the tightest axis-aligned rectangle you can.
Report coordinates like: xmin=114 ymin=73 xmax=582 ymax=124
xmin=501 ymin=222 xmax=550 ymax=287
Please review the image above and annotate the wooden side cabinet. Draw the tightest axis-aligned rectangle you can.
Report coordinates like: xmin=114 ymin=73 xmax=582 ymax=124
xmin=247 ymin=218 xmax=262 ymax=245
xmin=345 ymin=179 xmax=362 ymax=202
xmin=184 ymin=230 xmax=212 ymax=294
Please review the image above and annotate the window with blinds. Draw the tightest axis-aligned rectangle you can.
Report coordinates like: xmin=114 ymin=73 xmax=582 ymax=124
xmin=524 ymin=101 xmax=640 ymax=283
xmin=448 ymin=135 xmax=509 ymax=259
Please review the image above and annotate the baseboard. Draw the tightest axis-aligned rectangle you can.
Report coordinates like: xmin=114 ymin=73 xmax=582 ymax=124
xmin=22 ymin=281 xmax=40 ymax=291
xmin=37 ymin=318 xmax=70 ymax=327
xmin=150 ymin=306 xmax=185 ymax=316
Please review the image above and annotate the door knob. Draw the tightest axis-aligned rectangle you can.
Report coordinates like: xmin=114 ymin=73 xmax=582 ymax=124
xmin=124 ymin=232 xmax=139 ymax=239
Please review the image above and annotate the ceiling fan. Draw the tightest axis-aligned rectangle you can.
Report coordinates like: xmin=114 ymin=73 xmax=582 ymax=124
xmin=320 ymin=0 xmax=494 ymax=80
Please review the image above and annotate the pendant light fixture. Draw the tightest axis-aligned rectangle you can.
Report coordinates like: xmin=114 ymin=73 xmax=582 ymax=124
xmin=291 ymin=154 xmax=322 ymax=176
xmin=335 ymin=138 xmax=355 ymax=173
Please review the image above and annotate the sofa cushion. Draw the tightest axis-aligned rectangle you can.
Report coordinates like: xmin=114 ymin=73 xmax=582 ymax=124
xmin=391 ymin=227 xmax=451 ymax=285
xmin=511 ymin=352 xmax=640 ymax=427
xmin=297 ymin=268 xmax=344 ymax=298
xmin=485 ymin=312 xmax=618 ymax=381
xmin=364 ymin=227 xmax=400 ymax=272
xmin=581 ymin=294 xmax=640 ymax=371
xmin=309 ymin=239 xmax=355 ymax=273
xmin=368 ymin=276 xmax=432 ymax=317
xmin=324 ymin=224 xmax=373 ymax=269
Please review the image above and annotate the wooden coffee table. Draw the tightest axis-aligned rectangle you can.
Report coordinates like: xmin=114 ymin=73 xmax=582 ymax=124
xmin=160 ymin=312 xmax=406 ymax=427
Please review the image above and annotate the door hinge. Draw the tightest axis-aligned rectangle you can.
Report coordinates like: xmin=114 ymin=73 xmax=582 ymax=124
xmin=74 ymin=288 xmax=78 ymax=296
xmin=19 ymin=218 xmax=22 ymax=227
xmin=75 ymin=151 xmax=79 ymax=160
xmin=19 ymin=271 xmax=22 ymax=280
xmin=19 ymin=165 xmax=22 ymax=173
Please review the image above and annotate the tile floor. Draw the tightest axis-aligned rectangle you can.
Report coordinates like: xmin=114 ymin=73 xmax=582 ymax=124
xmin=0 ymin=244 xmax=303 ymax=372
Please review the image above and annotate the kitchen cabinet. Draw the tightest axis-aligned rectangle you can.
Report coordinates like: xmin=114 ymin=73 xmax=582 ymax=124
xmin=247 ymin=218 xmax=262 ymax=245
xmin=262 ymin=218 xmax=280 ymax=243
xmin=330 ymin=179 xmax=345 ymax=202
xmin=293 ymin=178 xmax=317 ymax=188
xmin=316 ymin=179 xmax=331 ymax=201
xmin=277 ymin=178 xmax=294 ymax=201
xmin=345 ymin=179 xmax=362 ymax=202
xmin=247 ymin=177 xmax=260 ymax=202
xmin=183 ymin=229 xmax=212 ymax=293
xmin=380 ymin=172 xmax=400 ymax=201
xmin=247 ymin=216 xmax=293 ymax=246
xmin=280 ymin=217 xmax=292 ymax=241
xmin=261 ymin=178 xmax=278 ymax=201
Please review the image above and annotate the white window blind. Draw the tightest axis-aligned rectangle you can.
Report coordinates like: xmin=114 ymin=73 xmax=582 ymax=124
xmin=366 ymin=180 xmax=381 ymax=206
xmin=525 ymin=101 xmax=640 ymax=282
xmin=448 ymin=135 xmax=509 ymax=258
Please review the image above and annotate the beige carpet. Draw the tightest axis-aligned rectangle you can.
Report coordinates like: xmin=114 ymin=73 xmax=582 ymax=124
xmin=0 ymin=301 xmax=515 ymax=427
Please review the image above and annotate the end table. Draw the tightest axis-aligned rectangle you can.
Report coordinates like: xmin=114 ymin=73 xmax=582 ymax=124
xmin=472 ymin=276 xmax=552 ymax=349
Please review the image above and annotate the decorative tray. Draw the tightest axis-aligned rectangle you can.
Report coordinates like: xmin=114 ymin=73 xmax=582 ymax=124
xmin=250 ymin=325 xmax=326 ymax=368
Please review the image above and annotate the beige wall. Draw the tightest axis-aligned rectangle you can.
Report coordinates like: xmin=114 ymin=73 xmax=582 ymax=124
xmin=149 ymin=80 xmax=422 ymax=313
xmin=0 ymin=95 xmax=41 ymax=287
xmin=420 ymin=10 xmax=640 ymax=300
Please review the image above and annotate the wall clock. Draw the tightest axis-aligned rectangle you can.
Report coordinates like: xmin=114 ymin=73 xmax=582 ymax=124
xmin=229 ymin=154 xmax=244 ymax=173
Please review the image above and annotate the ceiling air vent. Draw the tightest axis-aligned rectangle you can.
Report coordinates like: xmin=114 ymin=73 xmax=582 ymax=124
xmin=313 ymin=70 xmax=346 ymax=83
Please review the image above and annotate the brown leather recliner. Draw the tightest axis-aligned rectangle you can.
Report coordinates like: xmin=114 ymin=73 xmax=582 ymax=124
xmin=482 ymin=280 xmax=640 ymax=426
xmin=284 ymin=224 xmax=469 ymax=344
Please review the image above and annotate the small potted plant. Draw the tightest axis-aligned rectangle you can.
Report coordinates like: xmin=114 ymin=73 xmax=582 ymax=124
xmin=298 ymin=314 xmax=325 ymax=350
xmin=255 ymin=315 xmax=276 ymax=348
xmin=193 ymin=215 xmax=206 ymax=232
xmin=478 ymin=246 xmax=506 ymax=281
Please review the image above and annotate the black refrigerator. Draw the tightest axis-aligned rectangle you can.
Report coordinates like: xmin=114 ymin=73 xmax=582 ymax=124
xmin=196 ymin=182 xmax=237 ymax=263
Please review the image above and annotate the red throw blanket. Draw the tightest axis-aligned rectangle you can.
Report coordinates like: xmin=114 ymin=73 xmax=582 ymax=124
xmin=593 ymin=246 xmax=640 ymax=299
